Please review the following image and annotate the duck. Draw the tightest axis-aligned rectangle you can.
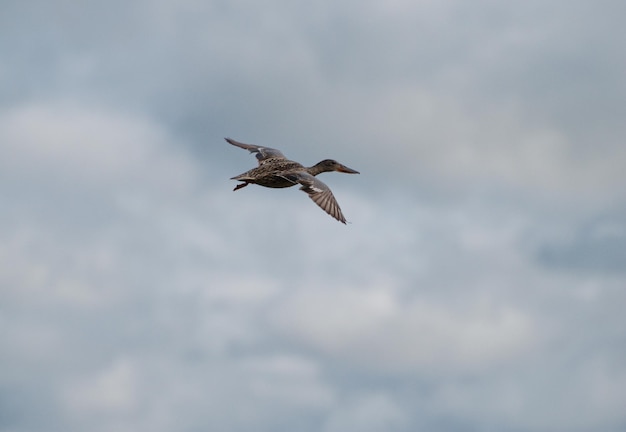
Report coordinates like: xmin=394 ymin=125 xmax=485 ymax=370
xmin=226 ymin=137 xmax=359 ymax=224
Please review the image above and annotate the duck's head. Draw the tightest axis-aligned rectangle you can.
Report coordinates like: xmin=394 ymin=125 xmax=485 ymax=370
xmin=310 ymin=159 xmax=360 ymax=176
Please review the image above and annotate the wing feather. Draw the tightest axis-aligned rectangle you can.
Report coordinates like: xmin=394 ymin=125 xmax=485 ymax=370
xmin=295 ymin=172 xmax=347 ymax=224
xmin=225 ymin=137 xmax=286 ymax=164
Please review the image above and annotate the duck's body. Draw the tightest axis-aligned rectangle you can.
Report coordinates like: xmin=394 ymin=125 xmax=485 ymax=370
xmin=231 ymin=159 xmax=308 ymax=189
xmin=226 ymin=137 xmax=359 ymax=223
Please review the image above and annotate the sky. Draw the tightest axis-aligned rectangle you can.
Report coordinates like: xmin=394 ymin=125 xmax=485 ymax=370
xmin=1 ymin=0 xmax=626 ymax=431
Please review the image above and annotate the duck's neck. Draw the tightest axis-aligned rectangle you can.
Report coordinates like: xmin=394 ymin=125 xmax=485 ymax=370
xmin=306 ymin=162 xmax=329 ymax=176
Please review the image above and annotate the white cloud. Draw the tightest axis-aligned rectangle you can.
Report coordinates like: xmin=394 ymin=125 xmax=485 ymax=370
xmin=271 ymin=287 xmax=535 ymax=374
xmin=63 ymin=357 xmax=138 ymax=414
xmin=240 ymin=354 xmax=335 ymax=408
xmin=271 ymin=286 xmax=396 ymax=349
xmin=0 ymin=102 xmax=195 ymax=193
xmin=324 ymin=393 xmax=408 ymax=432
xmin=428 ymin=354 xmax=626 ymax=432
xmin=334 ymin=83 xmax=626 ymax=202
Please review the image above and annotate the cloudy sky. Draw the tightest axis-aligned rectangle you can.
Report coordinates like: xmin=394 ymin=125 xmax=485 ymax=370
xmin=2 ymin=0 xmax=626 ymax=431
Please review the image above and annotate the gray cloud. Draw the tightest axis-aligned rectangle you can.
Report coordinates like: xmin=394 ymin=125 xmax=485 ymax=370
xmin=1 ymin=1 xmax=625 ymax=431
xmin=537 ymin=213 xmax=626 ymax=274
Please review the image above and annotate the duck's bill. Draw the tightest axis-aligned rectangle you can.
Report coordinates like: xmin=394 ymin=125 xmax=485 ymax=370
xmin=337 ymin=165 xmax=360 ymax=174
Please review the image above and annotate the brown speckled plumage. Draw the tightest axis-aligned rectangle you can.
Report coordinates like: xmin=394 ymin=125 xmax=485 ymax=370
xmin=226 ymin=137 xmax=359 ymax=224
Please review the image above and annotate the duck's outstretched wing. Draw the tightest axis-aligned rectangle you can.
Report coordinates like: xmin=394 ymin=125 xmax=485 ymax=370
xmin=290 ymin=172 xmax=347 ymax=224
xmin=225 ymin=137 xmax=286 ymax=164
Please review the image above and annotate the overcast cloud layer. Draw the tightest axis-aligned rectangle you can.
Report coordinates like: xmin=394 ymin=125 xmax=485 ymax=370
xmin=2 ymin=1 xmax=626 ymax=431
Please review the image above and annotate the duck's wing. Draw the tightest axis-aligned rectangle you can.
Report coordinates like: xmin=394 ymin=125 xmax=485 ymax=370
xmin=290 ymin=172 xmax=347 ymax=224
xmin=225 ymin=137 xmax=286 ymax=164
